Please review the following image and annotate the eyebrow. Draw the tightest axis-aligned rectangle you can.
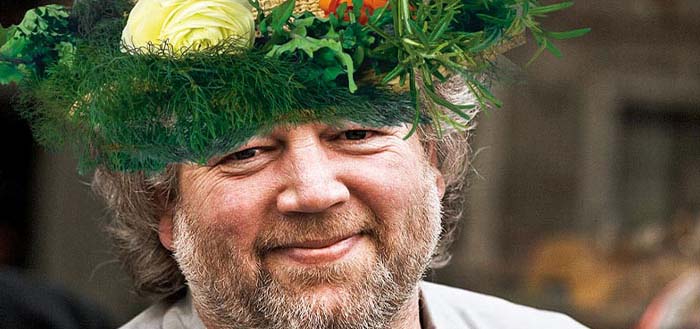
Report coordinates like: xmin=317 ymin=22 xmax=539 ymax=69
xmin=324 ymin=121 xmax=405 ymax=132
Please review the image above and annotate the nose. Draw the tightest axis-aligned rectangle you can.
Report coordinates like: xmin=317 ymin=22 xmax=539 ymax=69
xmin=276 ymin=137 xmax=350 ymax=214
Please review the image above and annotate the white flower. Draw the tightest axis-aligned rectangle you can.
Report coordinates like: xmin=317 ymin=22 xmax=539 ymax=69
xmin=121 ymin=0 xmax=255 ymax=54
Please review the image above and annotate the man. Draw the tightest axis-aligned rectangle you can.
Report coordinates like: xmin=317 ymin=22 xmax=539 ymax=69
xmin=94 ymin=117 xmax=587 ymax=329
xmin=90 ymin=69 xmax=589 ymax=327
xmin=3 ymin=0 xmax=589 ymax=327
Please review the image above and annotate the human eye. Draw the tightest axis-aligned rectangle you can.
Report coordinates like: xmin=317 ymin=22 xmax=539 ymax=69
xmin=327 ymin=127 xmax=393 ymax=154
xmin=338 ymin=129 xmax=375 ymax=141
xmin=213 ymin=144 xmax=278 ymax=173
xmin=228 ymin=147 xmax=260 ymax=161
xmin=221 ymin=146 xmax=277 ymax=164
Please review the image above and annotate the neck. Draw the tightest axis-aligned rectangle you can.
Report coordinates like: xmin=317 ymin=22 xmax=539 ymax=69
xmin=386 ymin=288 xmax=423 ymax=329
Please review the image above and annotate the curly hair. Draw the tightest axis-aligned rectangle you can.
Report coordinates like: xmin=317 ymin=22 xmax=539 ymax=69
xmin=93 ymin=78 xmax=476 ymax=297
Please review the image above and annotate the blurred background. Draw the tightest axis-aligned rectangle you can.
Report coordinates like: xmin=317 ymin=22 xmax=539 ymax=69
xmin=1 ymin=0 xmax=699 ymax=328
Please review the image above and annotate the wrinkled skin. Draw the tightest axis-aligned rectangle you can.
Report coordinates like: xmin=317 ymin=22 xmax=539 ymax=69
xmin=158 ymin=122 xmax=446 ymax=329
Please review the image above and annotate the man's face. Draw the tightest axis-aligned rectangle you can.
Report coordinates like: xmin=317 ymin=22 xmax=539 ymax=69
xmin=160 ymin=122 xmax=446 ymax=329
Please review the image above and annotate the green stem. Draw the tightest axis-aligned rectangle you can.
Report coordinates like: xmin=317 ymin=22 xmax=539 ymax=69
xmin=399 ymin=0 xmax=413 ymax=35
xmin=0 ymin=55 xmax=30 ymax=65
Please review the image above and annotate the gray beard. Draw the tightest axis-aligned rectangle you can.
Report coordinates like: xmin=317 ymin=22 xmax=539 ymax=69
xmin=252 ymin=258 xmax=411 ymax=329
xmin=172 ymin=169 xmax=442 ymax=329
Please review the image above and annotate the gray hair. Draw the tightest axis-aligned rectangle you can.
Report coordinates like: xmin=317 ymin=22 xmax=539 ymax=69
xmin=93 ymin=79 xmax=475 ymax=297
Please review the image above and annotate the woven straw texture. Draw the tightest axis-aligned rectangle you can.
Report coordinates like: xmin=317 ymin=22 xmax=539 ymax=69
xmin=259 ymin=0 xmax=324 ymax=16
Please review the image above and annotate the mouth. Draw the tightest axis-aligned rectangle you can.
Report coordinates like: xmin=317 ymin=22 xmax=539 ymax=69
xmin=270 ymin=233 xmax=365 ymax=265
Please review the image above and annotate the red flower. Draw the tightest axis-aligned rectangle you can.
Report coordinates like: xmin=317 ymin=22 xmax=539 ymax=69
xmin=319 ymin=0 xmax=386 ymax=24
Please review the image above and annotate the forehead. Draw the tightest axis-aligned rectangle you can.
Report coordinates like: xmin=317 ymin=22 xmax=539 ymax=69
xmin=263 ymin=120 xmax=406 ymax=135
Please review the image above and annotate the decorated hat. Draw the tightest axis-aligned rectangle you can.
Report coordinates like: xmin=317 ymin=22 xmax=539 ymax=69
xmin=0 ymin=0 xmax=588 ymax=172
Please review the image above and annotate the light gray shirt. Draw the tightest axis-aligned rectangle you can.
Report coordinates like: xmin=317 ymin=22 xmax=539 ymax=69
xmin=418 ymin=281 xmax=587 ymax=329
xmin=121 ymin=281 xmax=588 ymax=329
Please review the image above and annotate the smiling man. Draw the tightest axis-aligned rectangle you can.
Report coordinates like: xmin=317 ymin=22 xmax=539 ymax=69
xmin=158 ymin=123 xmax=443 ymax=328
xmin=93 ymin=118 xmax=587 ymax=329
xmin=4 ymin=0 xmax=590 ymax=327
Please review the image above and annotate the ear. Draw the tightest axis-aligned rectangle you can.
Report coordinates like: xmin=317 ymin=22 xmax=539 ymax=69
xmin=426 ymin=141 xmax=446 ymax=199
xmin=158 ymin=212 xmax=175 ymax=251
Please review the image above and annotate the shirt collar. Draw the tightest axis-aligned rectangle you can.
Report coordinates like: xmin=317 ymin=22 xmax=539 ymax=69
xmin=419 ymin=287 xmax=437 ymax=329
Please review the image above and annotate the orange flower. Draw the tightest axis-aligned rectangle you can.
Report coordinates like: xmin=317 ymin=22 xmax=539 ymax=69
xmin=319 ymin=0 xmax=387 ymax=24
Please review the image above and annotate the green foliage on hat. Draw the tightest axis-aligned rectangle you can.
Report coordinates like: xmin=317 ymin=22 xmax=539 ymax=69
xmin=18 ymin=42 xmax=418 ymax=172
xmin=4 ymin=0 xmax=588 ymax=173
xmin=0 ymin=5 xmax=74 ymax=84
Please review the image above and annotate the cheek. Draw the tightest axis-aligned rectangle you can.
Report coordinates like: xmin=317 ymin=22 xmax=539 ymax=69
xmin=340 ymin=152 xmax=427 ymax=225
xmin=182 ymin=177 xmax=274 ymax=253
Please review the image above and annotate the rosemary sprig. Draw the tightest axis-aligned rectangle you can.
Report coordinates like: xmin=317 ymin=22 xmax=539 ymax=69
xmin=370 ymin=0 xmax=589 ymax=137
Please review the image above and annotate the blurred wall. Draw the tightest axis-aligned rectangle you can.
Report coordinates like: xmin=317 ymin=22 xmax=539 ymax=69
xmin=1 ymin=0 xmax=150 ymax=325
xmin=434 ymin=1 xmax=700 ymax=328
xmin=29 ymin=150 xmax=150 ymax=323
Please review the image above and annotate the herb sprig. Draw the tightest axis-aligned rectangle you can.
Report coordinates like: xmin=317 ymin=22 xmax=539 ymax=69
xmin=373 ymin=0 xmax=590 ymax=135
xmin=3 ymin=0 xmax=588 ymax=172
xmin=254 ymin=0 xmax=589 ymax=137
xmin=0 ymin=5 xmax=74 ymax=84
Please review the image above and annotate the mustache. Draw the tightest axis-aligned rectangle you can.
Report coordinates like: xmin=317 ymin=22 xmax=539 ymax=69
xmin=254 ymin=207 xmax=379 ymax=254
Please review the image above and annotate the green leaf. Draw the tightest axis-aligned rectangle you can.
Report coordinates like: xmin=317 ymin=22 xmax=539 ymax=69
xmin=381 ymin=65 xmax=404 ymax=84
xmin=294 ymin=16 xmax=318 ymax=30
xmin=529 ymin=1 xmax=574 ymax=15
xmin=322 ymin=66 xmax=344 ymax=81
xmin=476 ymin=13 xmax=511 ymax=26
xmin=546 ymin=28 xmax=591 ymax=39
xmin=293 ymin=24 xmax=309 ymax=37
xmin=291 ymin=16 xmax=318 ymax=37
xmin=368 ymin=4 xmax=389 ymax=25
xmin=317 ymin=47 xmax=337 ymax=66
xmin=267 ymin=36 xmax=358 ymax=92
xmin=1 ymin=4 xmax=72 ymax=78
xmin=545 ymin=40 xmax=562 ymax=57
xmin=341 ymin=28 xmax=357 ymax=49
xmin=469 ymin=28 xmax=501 ymax=52
xmin=55 ymin=41 xmax=76 ymax=66
xmin=423 ymin=87 xmax=475 ymax=115
xmin=0 ymin=24 xmax=17 ymax=45
xmin=352 ymin=46 xmax=365 ymax=66
xmin=0 ymin=62 xmax=24 ymax=84
xmin=0 ymin=36 xmax=29 ymax=58
xmin=429 ymin=11 xmax=454 ymax=42
xmin=259 ymin=20 xmax=269 ymax=38
xmin=329 ymin=13 xmax=340 ymax=29
xmin=47 ymin=4 xmax=69 ymax=19
xmin=18 ymin=11 xmax=40 ymax=35
xmin=352 ymin=0 xmax=364 ymax=19
xmin=270 ymin=0 xmax=296 ymax=36
xmin=336 ymin=3 xmax=349 ymax=23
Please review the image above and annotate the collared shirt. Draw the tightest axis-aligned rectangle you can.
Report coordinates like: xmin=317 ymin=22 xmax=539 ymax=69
xmin=419 ymin=288 xmax=437 ymax=329
xmin=120 ymin=281 xmax=588 ymax=329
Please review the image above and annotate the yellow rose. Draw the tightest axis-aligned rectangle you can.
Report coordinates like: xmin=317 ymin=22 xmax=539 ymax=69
xmin=121 ymin=0 xmax=255 ymax=53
